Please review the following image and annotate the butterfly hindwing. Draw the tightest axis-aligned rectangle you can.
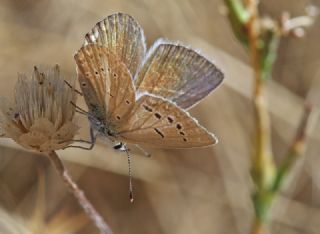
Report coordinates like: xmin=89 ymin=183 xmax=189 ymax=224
xmin=84 ymin=12 xmax=146 ymax=78
xmin=116 ymin=94 xmax=217 ymax=148
xmin=134 ymin=42 xmax=224 ymax=109
xmin=75 ymin=44 xmax=136 ymax=124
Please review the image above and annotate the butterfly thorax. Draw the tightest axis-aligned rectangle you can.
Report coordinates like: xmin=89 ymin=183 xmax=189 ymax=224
xmin=88 ymin=115 xmax=118 ymax=141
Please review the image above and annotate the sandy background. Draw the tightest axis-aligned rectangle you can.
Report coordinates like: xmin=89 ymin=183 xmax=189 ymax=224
xmin=0 ymin=0 xmax=320 ymax=233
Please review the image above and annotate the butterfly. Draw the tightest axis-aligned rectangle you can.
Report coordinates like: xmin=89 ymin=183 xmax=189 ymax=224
xmin=73 ymin=12 xmax=224 ymax=151
xmin=70 ymin=13 xmax=224 ymax=201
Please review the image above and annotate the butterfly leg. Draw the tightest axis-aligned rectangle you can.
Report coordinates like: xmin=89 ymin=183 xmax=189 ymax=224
xmin=63 ymin=127 xmax=97 ymax=150
xmin=134 ymin=145 xmax=151 ymax=157
xmin=64 ymin=80 xmax=83 ymax=96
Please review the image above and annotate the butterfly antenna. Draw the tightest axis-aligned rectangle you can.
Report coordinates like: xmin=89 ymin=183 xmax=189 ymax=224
xmin=70 ymin=101 xmax=95 ymax=119
xmin=124 ymin=145 xmax=134 ymax=203
xmin=64 ymin=80 xmax=83 ymax=96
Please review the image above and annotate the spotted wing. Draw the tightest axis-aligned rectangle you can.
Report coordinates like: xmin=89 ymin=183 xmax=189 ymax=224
xmin=84 ymin=12 xmax=146 ymax=77
xmin=74 ymin=44 xmax=136 ymax=123
xmin=116 ymin=94 xmax=217 ymax=148
xmin=134 ymin=42 xmax=224 ymax=109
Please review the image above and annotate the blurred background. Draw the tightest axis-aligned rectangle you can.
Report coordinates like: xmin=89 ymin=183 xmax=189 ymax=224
xmin=0 ymin=0 xmax=320 ymax=233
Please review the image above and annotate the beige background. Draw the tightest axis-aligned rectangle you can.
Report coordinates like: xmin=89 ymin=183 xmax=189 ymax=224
xmin=0 ymin=0 xmax=320 ymax=233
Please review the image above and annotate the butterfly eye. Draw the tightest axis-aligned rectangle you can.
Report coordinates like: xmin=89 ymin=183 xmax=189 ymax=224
xmin=81 ymin=82 xmax=87 ymax=87
xmin=95 ymin=71 xmax=99 ymax=75
xmin=125 ymin=100 xmax=130 ymax=104
xmin=183 ymin=138 xmax=187 ymax=142
xmin=116 ymin=115 xmax=121 ymax=120
xmin=107 ymin=130 xmax=113 ymax=136
xmin=179 ymin=132 xmax=185 ymax=136
xmin=113 ymin=73 xmax=117 ymax=78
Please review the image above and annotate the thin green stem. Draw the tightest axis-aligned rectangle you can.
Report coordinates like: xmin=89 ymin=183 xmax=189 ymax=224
xmin=272 ymin=104 xmax=313 ymax=192
xmin=245 ymin=0 xmax=276 ymax=230
xmin=224 ymin=0 xmax=250 ymax=45
xmin=224 ymin=1 xmax=317 ymax=234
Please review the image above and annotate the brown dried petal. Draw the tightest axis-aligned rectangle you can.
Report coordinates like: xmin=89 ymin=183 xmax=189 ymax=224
xmin=19 ymin=131 xmax=49 ymax=151
xmin=17 ymin=118 xmax=79 ymax=152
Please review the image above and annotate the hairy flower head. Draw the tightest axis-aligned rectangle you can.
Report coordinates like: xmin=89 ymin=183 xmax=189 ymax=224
xmin=0 ymin=65 xmax=78 ymax=152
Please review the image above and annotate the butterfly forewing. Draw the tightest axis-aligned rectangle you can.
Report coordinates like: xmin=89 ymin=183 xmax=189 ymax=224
xmin=116 ymin=94 xmax=217 ymax=148
xmin=75 ymin=44 xmax=136 ymax=124
xmin=134 ymin=43 xmax=224 ymax=109
xmin=84 ymin=12 xmax=146 ymax=78
xmin=74 ymin=45 xmax=108 ymax=121
xmin=105 ymin=48 xmax=136 ymax=123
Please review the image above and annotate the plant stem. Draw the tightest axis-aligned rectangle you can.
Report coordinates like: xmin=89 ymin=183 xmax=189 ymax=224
xmin=246 ymin=0 xmax=275 ymax=231
xmin=272 ymin=104 xmax=314 ymax=192
xmin=247 ymin=0 xmax=275 ymax=191
xmin=47 ymin=151 xmax=113 ymax=234
xmin=224 ymin=1 xmax=317 ymax=234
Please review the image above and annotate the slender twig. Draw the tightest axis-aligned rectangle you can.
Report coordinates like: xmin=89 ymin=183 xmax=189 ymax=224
xmin=47 ymin=151 xmax=113 ymax=234
xmin=272 ymin=104 xmax=314 ymax=192
xmin=246 ymin=0 xmax=275 ymax=191
xmin=245 ymin=1 xmax=275 ymax=233
xmin=247 ymin=0 xmax=274 ymax=175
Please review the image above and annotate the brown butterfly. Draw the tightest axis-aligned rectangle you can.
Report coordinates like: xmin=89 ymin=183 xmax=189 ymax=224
xmin=70 ymin=13 xmax=224 ymax=201
xmin=73 ymin=13 xmax=224 ymax=150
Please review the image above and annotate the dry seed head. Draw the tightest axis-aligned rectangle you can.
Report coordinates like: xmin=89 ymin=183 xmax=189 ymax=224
xmin=0 ymin=65 xmax=78 ymax=152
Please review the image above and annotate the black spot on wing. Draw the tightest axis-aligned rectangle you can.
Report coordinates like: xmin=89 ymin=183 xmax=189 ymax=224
xmin=143 ymin=105 xmax=153 ymax=112
xmin=154 ymin=128 xmax=164 ymax=138
xmin=154 ymin=113 xmax=161 ymax=119
xmin=167 ymin=116 xmax=174 ymax=123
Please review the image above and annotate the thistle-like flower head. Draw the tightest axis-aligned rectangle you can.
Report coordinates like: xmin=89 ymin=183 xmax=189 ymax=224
xmin=0 ymin=65 xmax=78 ymax=152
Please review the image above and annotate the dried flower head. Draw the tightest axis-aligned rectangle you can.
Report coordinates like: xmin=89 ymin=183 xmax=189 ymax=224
xmin=0 ymin=65 xmax=78 ymax=152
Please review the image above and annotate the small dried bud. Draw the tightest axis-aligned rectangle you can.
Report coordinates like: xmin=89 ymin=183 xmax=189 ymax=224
xmin=305 ymin=5 xmax=319 ymax=18
xmin=290 ymin=27 xmax=306 ymax=38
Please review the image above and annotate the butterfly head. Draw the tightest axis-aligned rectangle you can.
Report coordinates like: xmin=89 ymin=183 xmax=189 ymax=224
xmin=88 ymin=115 xmax=117 ymax=140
